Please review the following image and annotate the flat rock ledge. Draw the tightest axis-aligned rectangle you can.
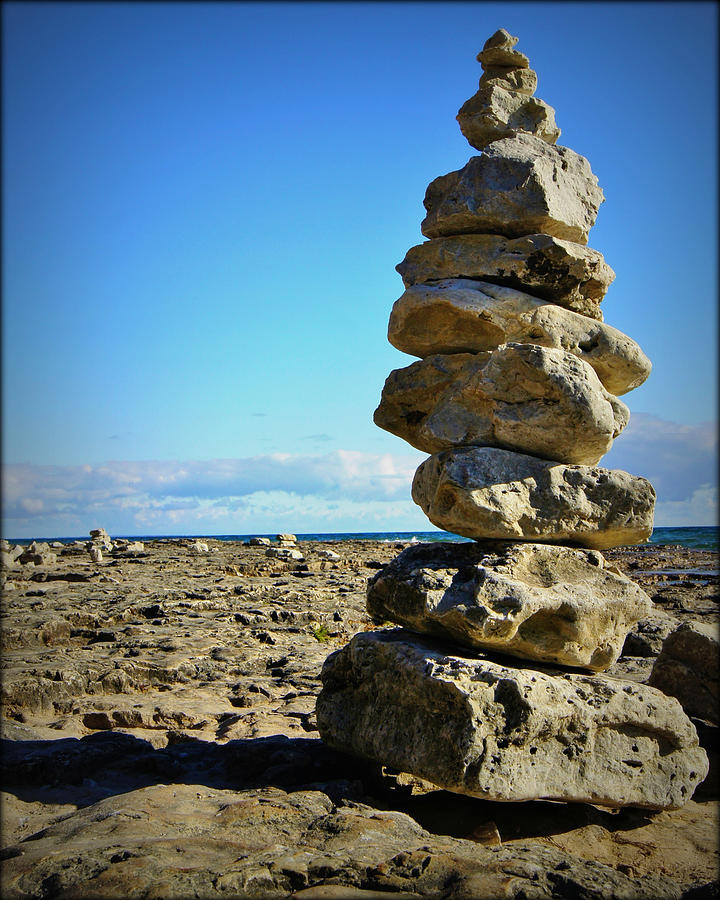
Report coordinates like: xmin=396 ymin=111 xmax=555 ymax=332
xmin=387 ymin=279 xmax=650 ymax=396
xmin=366 ymin=541 xmax=652 ymax=671
xmin=421 ymin=133 xmax=604 ymax=244
xmin=317 ymin=630 xmax=708 ymax=810
xmin=396 ymin=233 xmax=614 ymax=318
xmin=374 ymin=345 xmax=629 ymax=464
xmin=0 ymin=780 xmax=684 ymax=900
xmin=412 ymin=446 xmax=656 ymax=550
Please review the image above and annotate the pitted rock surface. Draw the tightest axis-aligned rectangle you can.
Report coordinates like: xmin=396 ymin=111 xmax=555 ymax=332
xmin=366 ymin=541 xmax=652 ymax=671
xmin=396 ymin=233 xmax=614 ymax=318
xmin=1 ymin=538 xmax=717 ymax=895
xmin=317 ymin=629 xmax=708 ymax=810
xmin=412 ymin=447 xmax=656 ymax=549
xmin=387 ymin=279 xmax=650 ymax=395
xmin=374 ymin=344 xmax=629 ymax=464
xmin=421 ymin=133 xmax=604 ymax=244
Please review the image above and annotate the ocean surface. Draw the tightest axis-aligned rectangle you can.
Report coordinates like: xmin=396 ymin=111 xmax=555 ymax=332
xmin=10 ymin=526 xmax=719 ymax=551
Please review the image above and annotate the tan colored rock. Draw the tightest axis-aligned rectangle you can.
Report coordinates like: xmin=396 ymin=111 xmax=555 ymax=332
xmin=412 ymin=446 xmax=655 ymax=549
xmin=317 ymin=630 xmax=708 ymax=809
xmin=648 ymin=621 xmax=719 ymax=724
xmin=457 ymin=84 xmax=560 ymax=150
xmin=479 ymin=64 xmax=538 ymax=95
xmin=396 ymin=233 xmax=614 ymax=318
xmin=0 ymin=779 xmax=686 ymax=899
xmin=421 ymin=133 xmax=604 ymax=244
xmin=366 ymin=541 xmax=652 ymax=671
xmin=476 ymin=28 xmax=529 ymax=69
xmin=387 ymin=279 xmax=650 ymax=396
xmin=374 ymin=344 xmax=629 ymax=464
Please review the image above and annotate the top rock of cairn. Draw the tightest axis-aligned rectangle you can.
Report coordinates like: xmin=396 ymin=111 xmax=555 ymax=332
xmin=458 ymin=29 xmax=560 ymax=149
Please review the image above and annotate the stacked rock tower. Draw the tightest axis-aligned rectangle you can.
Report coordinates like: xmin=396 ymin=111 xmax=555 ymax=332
xmin=317 ymin=32 xmax=708 ymax=810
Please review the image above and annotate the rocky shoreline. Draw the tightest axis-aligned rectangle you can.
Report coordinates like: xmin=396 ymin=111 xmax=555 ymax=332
xmin=1 ymin=535 xmax=717 ymax=898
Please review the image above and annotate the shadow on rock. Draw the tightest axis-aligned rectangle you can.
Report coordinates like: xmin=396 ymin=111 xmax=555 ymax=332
xmin=2 ymin=728 xmax=665 ymax=844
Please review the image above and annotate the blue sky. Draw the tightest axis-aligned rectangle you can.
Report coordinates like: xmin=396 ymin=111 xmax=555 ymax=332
xmin=2 ymin=1 xmax=717 ymax=537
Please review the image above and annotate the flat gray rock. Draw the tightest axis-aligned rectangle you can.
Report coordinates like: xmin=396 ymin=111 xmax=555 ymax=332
xmin=374 ymin=344 xmax=629 ymax=465
xmin=366 ymin=541 xmax=652 ymax=671
xmin=412 ymin=446 xmax=655 ymax=550
xmin=396 ymin=233 xmax=614 ymax=318
xmin=421 ymin=134 xmax=604 ymax=244
xmin=387 ymin=279 xmax=650 ymax=396
xmin=317 ymin=629 xmax=708 ymax=809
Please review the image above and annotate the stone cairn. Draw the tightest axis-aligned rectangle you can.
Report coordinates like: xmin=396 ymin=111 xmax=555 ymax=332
xmin=316 ymin=31 xmax=708 ymax=810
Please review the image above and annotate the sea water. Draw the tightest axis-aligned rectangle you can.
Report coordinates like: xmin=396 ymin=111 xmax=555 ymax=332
xmin=12 ymin=526 xmax=719 ymax=551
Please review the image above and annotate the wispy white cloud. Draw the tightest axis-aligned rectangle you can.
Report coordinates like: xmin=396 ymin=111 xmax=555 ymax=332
xmin=1 ymin=450 xmax=428 ymax=537
xmin=601 ymin=413 xmax=717 ymax=510
xmin=2 ymin=415 xmax=716 ymax=538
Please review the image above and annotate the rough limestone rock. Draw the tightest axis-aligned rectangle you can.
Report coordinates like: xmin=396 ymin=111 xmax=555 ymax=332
xmin=396 ymin=233 xmax=614 ymax=318
xmin=0 ymin=781 xmax=685 ymax=900
xmin=476 ymin=28 xmax=530 ymax=69
xmin=387 ymin=279 xmax=650 ymax=396
xmin=412 ymin=447 xmax=655 ymax=549
xmin=266 ymin=546 xmax=305 ymax=561
xmin=317 ymin=630 xmax=708 ymax=809
xmin=648 ymin=621 xmax=719 ymax=724
xmin=366 ymin=541 xmax=652 ymax=671
xmin=457 ymin=84 xmax=560 ymax=150
xmin=374 ymin=344 xmax=629 ymax=464
xmin=480 ymin=64 xmax=538 ymax=96
xmin=421 ymin=133 xmax=604 ymax=244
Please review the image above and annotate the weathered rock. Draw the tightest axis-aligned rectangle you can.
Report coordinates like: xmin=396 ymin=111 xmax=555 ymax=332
xmin=366 ymin=541 xmax=651 ymax=671
xmin=396 ymin=233 xmax=614 ymax=318
xmin=422 ymin=133 xmax=604 ymax=244
xmin=387 ymin=280 xmax=650 ymax=396
xmin=374 ymin=344 xmax=629 ymax=464
xmin=622 ymin=610 xmax=676 ymax=658
xmin=190 ymin=541 xmax=210 ymax=553
xmin=266 ymin=547 xmax=305 ymax=561
xmin=479 ymin=64 xmax=538 ymax=95
xmin=318 ymin=550 xmax=341 ymax=561
xmin=277 ymin=533 xmax=298 ymax=543
xmin=648 ymin=621 xmax=719 ymax=724
xmin=89 ymin=547 xmax=103 ymax=563
xmin=317 ymin=629 xmax=708 ymax=809
xmin=89 ymin=528 xmax=113 ymax=551
xmin=412 ymin=447 xmax=655 ymax=549
xmin=457 ymin=84 xmax=560 ymax=150
xmin=18 ymin=547 xmax=57 ymax=566
xmin=476 ymin=28 xmax=529 ymax=69
xmin=0 ymin=780 xmax=685 ymax=900
xmin=249 ymin=537 xmax=271 ymax=546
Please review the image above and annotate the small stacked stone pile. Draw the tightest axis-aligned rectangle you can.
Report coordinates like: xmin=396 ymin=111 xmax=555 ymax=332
xmin=317 ymin=31 xmax=708 ymax=810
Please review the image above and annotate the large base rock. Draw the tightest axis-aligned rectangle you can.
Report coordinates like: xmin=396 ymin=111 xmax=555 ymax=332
xmin=421 ymin=134 xmax=604 ymax=244
xmin=374 ymin=345 xmax=628 ymax=464
xmin=366 ymin=541 xmax=651 ymax=671
xmin=387 ymin=279 xmax=650 ymax=396
xmin=317 ymin=630 xmax=708 ymax=810
xmin=412 ymin=446 xmax=655 ymax=550
xmin=396 ymin=233 xmax=614 ymax=318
